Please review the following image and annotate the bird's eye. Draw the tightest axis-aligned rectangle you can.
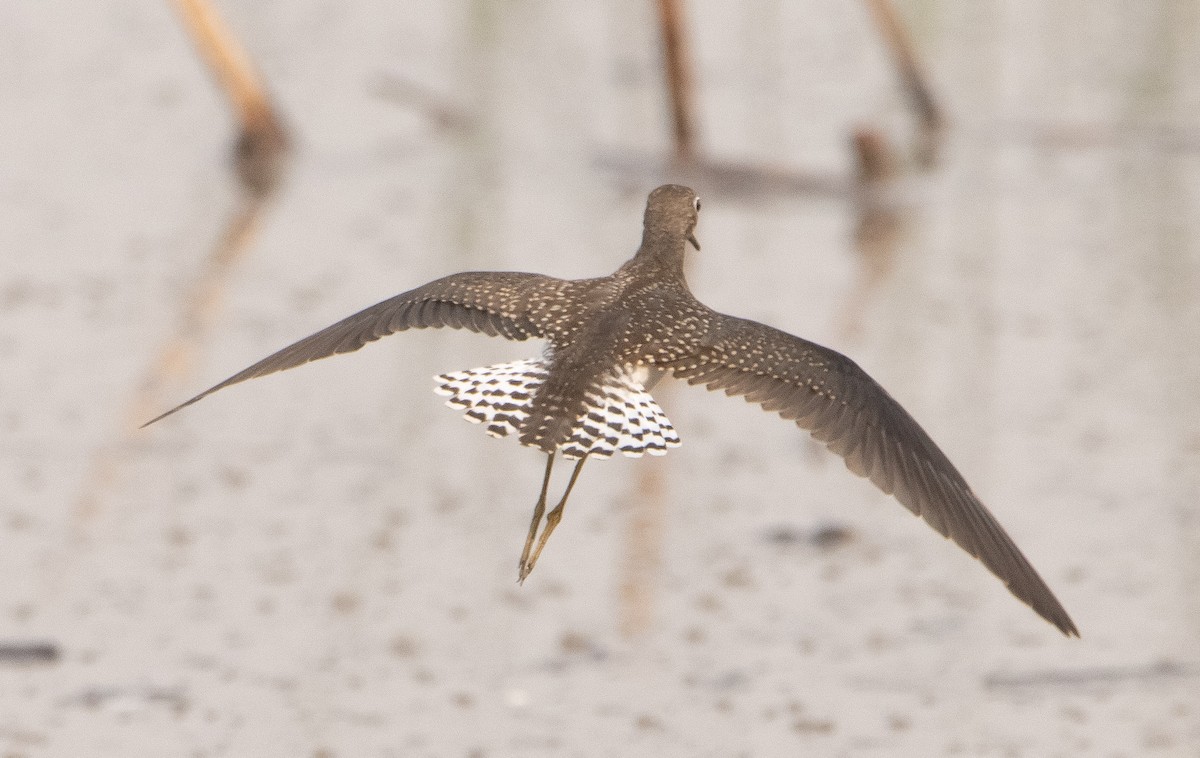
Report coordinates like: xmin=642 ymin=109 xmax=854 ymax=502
xmin=693 ymin=197 xmax=702 ymax=212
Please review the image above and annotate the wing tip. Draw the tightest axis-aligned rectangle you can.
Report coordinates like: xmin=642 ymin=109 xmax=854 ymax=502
xmin=140 ymin=407 xmax=178 ymax=428
xmin=1027 ymin=591 xmax=1080 ymax=638
xmin=1059 ymin=619 xmax=1082 ymax=638
xmin=141 ymin=393 xmax=208 ymax=428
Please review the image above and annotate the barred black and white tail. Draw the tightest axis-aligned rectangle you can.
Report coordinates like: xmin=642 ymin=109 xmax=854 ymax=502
xmin=434 ymin=359 xmax=681 ymax=460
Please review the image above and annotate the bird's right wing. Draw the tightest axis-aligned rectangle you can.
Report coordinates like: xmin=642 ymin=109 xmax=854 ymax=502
xmin=144 ymin=271 xmax=577 ymax=426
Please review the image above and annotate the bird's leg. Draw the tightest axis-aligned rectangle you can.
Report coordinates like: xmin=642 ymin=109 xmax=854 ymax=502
xmin=518 ymin=452 xmax=556 ymax=582
xmin=519 ymin=455 xmax=587 ymax=583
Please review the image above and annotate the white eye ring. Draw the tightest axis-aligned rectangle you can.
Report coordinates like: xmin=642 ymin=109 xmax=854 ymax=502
xmin=693 ymin=197 xmax=702 ymax=212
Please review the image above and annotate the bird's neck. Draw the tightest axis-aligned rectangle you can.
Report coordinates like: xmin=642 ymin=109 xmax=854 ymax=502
xmin=628 ymin=229 xmax=688 ymax=282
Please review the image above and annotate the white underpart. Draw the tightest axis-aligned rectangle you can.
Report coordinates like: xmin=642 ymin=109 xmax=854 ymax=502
xmin=433 ymin=359 xmax=681 ymax=460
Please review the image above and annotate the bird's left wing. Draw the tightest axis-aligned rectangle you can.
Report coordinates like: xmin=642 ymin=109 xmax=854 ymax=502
xmin=665 ymin=312 xmax=1078 ymax=636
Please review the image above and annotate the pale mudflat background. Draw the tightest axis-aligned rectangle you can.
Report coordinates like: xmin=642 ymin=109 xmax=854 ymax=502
xmin=2 ymin=2 xmax=1199 ymax=756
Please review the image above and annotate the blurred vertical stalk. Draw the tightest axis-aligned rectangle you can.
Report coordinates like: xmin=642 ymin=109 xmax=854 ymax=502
xmin=656 ymin=0 xmax=697 ymax=162
xmin=617 ymin=436 xmax=668 ymax=639
xmin=618 ymin=0 xmax=700 ymax=640
xmin=1143 ymin=0 xmax=1200 ymax=635
xmin=862 ymin=0 xmax=945 ymax=167
xmin=174 ymin=0 xmax=291 ymax=196
xmin=73 ymin=0 xmax=291 ymax=529
xmin=838 ymin=127 xmax=906 ymax=340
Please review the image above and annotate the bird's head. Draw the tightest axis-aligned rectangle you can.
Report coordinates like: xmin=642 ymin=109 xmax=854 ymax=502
xmin=644 ymin=184 xmax=701 ymax=251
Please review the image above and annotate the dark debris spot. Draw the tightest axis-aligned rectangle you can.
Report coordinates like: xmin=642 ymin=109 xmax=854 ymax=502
xmin=0 ymin=640 xmax=60 ymax=666
xmin=761 ymin=522 xmax=855 ymax=550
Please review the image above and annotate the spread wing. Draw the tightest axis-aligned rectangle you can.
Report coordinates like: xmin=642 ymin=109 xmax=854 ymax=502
xmin=144 ymin=271 xmax=576 ymax=427
xmin=667 ymin=313 xmax=1078 ymax=637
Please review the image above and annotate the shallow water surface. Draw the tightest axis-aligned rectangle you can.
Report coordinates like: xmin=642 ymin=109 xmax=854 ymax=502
xmin=1 ymin=1 xmax=1198 ymax=755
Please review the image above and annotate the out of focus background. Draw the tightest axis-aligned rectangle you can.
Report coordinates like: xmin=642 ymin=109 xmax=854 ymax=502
xmin=2 ymin=1 xmax=1199 ymax=755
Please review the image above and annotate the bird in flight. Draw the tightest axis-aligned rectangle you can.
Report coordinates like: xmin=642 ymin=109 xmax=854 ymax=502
xmin=145 ymin=184 xmax=1078 ymax=637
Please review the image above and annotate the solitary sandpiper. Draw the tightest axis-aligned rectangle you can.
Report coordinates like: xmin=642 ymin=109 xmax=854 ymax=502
xmin=146 ymin=184 xmax=1078 ymax=637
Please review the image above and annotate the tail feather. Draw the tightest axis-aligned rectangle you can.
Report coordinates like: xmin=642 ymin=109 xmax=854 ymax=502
xmin=434 ymin=360 xmax=680 ymax=459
